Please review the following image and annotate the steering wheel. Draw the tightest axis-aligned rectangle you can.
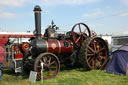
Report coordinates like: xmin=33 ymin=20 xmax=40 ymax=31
xmin=71 ymin=23 xmax=91 ymax=47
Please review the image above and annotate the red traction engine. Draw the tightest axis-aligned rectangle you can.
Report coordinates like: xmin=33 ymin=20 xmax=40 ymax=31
xmin=22 ymin=5 xmax=109 ymax=80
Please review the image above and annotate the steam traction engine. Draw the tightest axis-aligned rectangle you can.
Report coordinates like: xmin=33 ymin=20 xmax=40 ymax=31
xmin=22 ymin=5 xmax=109 ymax=80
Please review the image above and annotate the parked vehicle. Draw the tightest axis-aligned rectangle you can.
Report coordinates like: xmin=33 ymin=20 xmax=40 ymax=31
xmin=22 ymin=5 xmax=109 ymax=80
xmin=112 ymin=34 xmax=128 ymax=52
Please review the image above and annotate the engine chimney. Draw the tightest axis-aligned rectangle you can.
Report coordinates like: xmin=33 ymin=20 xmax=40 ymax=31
xmin=34 ymin=5 xmax=42 ymax=39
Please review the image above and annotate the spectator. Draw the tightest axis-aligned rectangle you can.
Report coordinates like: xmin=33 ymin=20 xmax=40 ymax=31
xmin=0 ymin=46 xmax=5 ymax=80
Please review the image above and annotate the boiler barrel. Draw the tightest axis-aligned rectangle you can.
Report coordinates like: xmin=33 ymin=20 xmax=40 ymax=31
xmin=46 ymin=40 xmax=73 ymax=54
xmin=31 ymin=40 xmax=73 ymax=54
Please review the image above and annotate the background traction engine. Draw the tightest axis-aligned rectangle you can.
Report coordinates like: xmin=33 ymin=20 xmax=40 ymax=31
xmin=4 ymin=41 xmax=30 ymax=73
xmin=23 ymin=5 xmax=109 ymax=80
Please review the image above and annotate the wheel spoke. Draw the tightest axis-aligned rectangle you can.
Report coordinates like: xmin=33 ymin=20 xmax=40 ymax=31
xmin=99 ymin=52 xmax=103 ymax=56
xmin=87 ymin=56 xmax=93 ymax=62
xmin=88 ymin=46 xmax=95 ymax=53
xmin=93 ymin=43 xmax=96 ymax=51
xmin=100 ymin=56 xmax=106 ymax=60
xmin=92 ymin=60 xmax=95 ymax=69
xmin=75 ymin=36 xmax=81 ymax=44
xmin=78 ymin=24 xmax=82 ymax=33
xmin=37 ymin=71 xmax=41 ymax=75
xmin=96 ymin=59 xmax=101 ymax=68
xmin=83 ymin=34 xmax=87 ymax=38
xmin=50 ymin=61 xmax=55 ymax=65
xmin=83 ymin=28 xmax=86 ymax=33
xmin=99 ymin=47 xmax=105 ymax=52
xmin=89 ymin=57 xmax=94 ymax=64
xmin=87 ymin=53 xmax=94 ymax=56
xmin=50 ymin=66 xmax=57 ymax=69
xmin=97 ymin=56 xmax=102 ymax=62
xmin=48 ymin=57 xmax=52 ymax=64
xmin=87 ymin=49 xmax=92 ymax=53
xmin=94 ymin=59 xmax=96 ymax=69
xmin=37 ymin=66 xmax=41 ymax=68
xmin=96 ymin=42 xmax=100 ymax=52
xmin=73 ymin=32 xmax=81 ymax=36
xmin=43 ymin=57 xmax=48 ymax=63
xmin=40 ymin=59 xmax=43 ymax=63
xmin=87 ymin=57 xmax=91 ymax=61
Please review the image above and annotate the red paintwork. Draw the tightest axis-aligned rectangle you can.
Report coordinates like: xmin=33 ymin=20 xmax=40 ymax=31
xmin=47 ymin=40 xmax=59 ymax=54
xmin=46 ymin=40 xmax=73 ymax=54
xmin=0 ymin=46 xmax=5 ymax=63
xmin=0 ymin=34 xmax=44 ymax=60
xmin=15 ymin=53 xmax=23 ymax=59
xmin=0 ymin=34 xmax=35 ymax=38
xmin=0 ymin=34 xmax=44 ymax=38
xmin=14 ymin=46 xmax=20 ymax=51
xmin=60 ymin=40 xmax=73 ymax=54
xmin=13 ymin=46 xmax=23 ymax=59
xmin=0 ymin=33 xmax=44 ymax=47
xmin=0 ymin=38 xmax=8 ymax=46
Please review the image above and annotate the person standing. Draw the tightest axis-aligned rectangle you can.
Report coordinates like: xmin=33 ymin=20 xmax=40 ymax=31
xmin=0 ymin=46 xmax=5 ymax=80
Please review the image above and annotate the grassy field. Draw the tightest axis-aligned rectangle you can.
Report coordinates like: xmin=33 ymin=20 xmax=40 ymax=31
xmin=0 ymin=67 xmax=128 ymax=85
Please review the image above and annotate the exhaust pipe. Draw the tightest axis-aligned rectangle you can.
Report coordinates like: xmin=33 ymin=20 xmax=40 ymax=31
xmin=33 ymin=5 xmax=42 ymax=39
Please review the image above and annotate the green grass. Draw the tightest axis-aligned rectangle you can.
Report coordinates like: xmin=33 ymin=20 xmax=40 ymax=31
xmin=1 ymin=67 xmax=128 ymax=85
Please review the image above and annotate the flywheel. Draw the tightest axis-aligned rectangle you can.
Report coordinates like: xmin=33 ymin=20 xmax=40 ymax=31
xmin=71 ymin=23 xmax=91 ymax=48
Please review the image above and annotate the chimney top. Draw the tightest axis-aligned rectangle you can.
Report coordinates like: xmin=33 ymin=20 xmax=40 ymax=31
xmin=34 ymin=5 xmax=42 ymax=12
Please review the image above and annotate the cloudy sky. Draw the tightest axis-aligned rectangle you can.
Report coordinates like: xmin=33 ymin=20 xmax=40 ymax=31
xmin=0 ymin=0 xmax=128 ymax=34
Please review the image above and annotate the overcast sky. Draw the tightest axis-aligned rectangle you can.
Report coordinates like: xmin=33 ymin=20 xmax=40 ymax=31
xmin=0 ymin=0 xmax=128 ymax=34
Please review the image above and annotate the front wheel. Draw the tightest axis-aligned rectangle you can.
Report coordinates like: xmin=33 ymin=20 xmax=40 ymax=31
xmin=34 ymin=52 xmax=60 ymax=80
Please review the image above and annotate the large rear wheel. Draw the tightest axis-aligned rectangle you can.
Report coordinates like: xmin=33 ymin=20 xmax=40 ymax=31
xmin=79 ymin=37 xmax=109 ymax=70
